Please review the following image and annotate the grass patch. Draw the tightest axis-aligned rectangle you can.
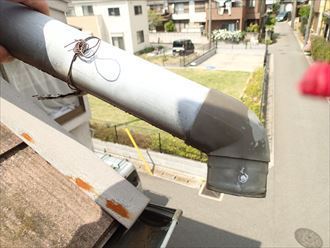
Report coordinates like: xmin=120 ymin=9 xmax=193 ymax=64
xmin=311 ymin=36 xmax=330 ymax=63
xmin=89 ymin=68 xmax=250 ymax=161
xmin=170 ymin=69 xmax=249 ymax=99
xmin=240 ymin=67 xmax=264 ymax=121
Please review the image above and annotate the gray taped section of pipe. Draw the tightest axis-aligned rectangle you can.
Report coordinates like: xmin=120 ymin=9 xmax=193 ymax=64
xmin=0 ymin=1 xmax=61 ymax=80
xmin=186 ymin=89 xmax=270 ymax=162
xmin=186 ymin=89 xmax=269 ymax=197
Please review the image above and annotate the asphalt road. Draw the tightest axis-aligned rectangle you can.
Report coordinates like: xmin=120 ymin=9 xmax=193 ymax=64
xmin=139 ymin=23 xmax=329 ymax=248
xmin=140 ymin=173 xmax=267 ymax=248
xmin=269 ymin=22 xmax=329 ymax=247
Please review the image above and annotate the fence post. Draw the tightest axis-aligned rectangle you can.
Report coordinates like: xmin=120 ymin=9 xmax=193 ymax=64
xmin=114 ymin=125 xmax=118 ymax=143
xmin=158 ymin=133 xmax=162 ymax=153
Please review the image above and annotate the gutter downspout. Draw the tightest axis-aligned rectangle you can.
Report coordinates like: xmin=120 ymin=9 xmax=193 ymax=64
xmin=0 ymin=1 xmax=270 ymax=197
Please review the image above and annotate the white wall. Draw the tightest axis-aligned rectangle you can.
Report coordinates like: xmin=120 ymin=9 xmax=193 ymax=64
xmin=72 ymin=0 xmax=150 ymax=53
xmin=127 ymin=0 xmax=150 ymax=52
xmin=171 ymin=0 xmax=206 ymax=23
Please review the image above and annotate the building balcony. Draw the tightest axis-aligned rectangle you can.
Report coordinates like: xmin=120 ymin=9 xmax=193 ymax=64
xmin=207 ymin=6 xmax=244 ymax=20
xmin=172 ymin=12 xmax=190 ymax=20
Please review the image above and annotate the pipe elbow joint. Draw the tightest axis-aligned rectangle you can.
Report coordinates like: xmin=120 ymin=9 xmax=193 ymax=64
xmin=186 ymin=89 xmax=270 ymax=197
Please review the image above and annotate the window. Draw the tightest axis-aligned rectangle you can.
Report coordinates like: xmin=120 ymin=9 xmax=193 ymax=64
xmin=150 ymin=4 xmax=163 ymax=13
xmin=174 ymin=3 xmax=188 ymax=14
xmin=82 ymin=5 xmax=93 ymax=16
xmin=112 ymin=36 xmax=125 ymax=50
xmin=221 ymin=22 xmax=237 ymax=31
xmin=66 ymin=7 xmax=76 ymax=17
xmin=195 ymin=1 xmax=205 ymax=13
xmin=0 ymin=62 xmax=86 ymax=125
xmin=248 ymin=0 xmax=255 ymax=7
xmin=108 ymin=7 xmax=120 ymax=16
xmin=136 ymin=30 xmax=144 ymax=44
xmin=134 ymin=5 xmax=142 ymax=15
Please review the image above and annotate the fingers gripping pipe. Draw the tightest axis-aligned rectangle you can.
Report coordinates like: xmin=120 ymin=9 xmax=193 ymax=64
xmin=0 ymin=1 xmax=270 ymax=197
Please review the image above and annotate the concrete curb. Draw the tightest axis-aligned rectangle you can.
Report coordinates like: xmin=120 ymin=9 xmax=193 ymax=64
xmin=93 ymin=139 xmax=207 ymax=187
xmin=267 ymin=53 xmax=275 ymax=169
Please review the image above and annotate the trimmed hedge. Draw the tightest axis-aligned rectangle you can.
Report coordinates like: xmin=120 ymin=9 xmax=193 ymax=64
xmin=90 ymin=121 xmax=207 ymax=162
xmin=311 ymin=36 xmax=330 ymax=63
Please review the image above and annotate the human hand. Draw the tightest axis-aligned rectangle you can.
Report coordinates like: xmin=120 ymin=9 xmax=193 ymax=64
xmin=0 ymin=0 xmax=49 ymax=63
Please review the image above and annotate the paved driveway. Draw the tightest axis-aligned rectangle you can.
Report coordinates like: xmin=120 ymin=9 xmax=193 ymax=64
xmin=198 ymin=44 xmax=266 ymax=72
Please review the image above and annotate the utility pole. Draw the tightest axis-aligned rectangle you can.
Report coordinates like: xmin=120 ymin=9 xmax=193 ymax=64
xmin=291 ymin=0 xmax=297 ymax=29
xmin=208 ymin=0 xmax=212 ymax=48
xmin=304 ymin=0 xmax=315 ymax=46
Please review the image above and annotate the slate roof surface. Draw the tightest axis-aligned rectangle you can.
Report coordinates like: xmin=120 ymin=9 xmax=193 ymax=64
xmin=0 ymin=123 xmax=114 ymax=247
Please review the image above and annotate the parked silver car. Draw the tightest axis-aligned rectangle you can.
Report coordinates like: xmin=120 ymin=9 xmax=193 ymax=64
xmin=95 ymin=152 xmax=142 ymax=190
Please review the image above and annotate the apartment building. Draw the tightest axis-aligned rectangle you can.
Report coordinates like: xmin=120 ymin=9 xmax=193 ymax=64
xmin=148 ymin=0 xmax=207 ymax=32
xmin=206 ymin=0 xmax=266 ymax=31
xmin=147 ymin=0 xmax=266 ymax=32
xmin=67 ymin=0 xmax=150 ymax=53
xmin=311 ymin=0 xmax=330 ymax=40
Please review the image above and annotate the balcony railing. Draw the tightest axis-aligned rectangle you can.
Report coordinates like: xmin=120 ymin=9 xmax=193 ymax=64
xmin=208 ymin=6 xmax=244 ymax=20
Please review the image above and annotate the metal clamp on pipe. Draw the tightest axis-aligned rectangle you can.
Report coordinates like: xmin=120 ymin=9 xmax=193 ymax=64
xmin=0 ymin=0 xmax=270 ymax=198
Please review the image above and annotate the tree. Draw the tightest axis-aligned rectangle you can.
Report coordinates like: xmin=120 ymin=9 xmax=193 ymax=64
xmin=164 ymin=20 xmax=175 ymax=32
xmin=148 ymin=9 xmax=165 ymax=31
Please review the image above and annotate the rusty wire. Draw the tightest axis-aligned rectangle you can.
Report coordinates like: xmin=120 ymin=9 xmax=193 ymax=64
xmin=34 ymin=36 xmax=101 ymax=100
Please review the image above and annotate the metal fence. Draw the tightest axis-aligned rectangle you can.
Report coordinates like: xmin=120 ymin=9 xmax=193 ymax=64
xmin=179 ymin=43 xmax=217 ymax=67
xmin=90 ymin=119 xmax=207 ymax=162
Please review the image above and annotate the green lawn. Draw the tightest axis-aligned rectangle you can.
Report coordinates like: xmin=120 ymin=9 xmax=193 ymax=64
xmin=88 ymin=68 xmax=250 ymax=161
xmin=170 ymin=68 xmax=249 ymax=99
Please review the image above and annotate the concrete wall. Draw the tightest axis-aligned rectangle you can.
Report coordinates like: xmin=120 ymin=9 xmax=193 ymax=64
xmin=149 ymin=31 xmax=208 ymax=44
xmin=67 ymin=15 xmax=107 ymax=39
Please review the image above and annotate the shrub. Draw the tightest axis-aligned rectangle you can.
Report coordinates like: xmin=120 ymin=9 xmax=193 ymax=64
xmin=90 ymin=121 xmax=207 ymax=162
xmin=266 ymin=14 xmax=276 ymax=26
xmin=136 ymin=46 xmax=155 ymax=55
xmin=298 ymin=5 xmax=310 ymax=18
xmin=212 ymin=29 xmax=245 ymax=43
xmin=246 ymin=23 xmax=259 ymax=33
xmin=311 ymin=36 xmax=330 ymax=63
xmin=241 ymin=67 xmax=264 ymax=121
xmin=164 ymin=20 xmax=175 ymax=32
